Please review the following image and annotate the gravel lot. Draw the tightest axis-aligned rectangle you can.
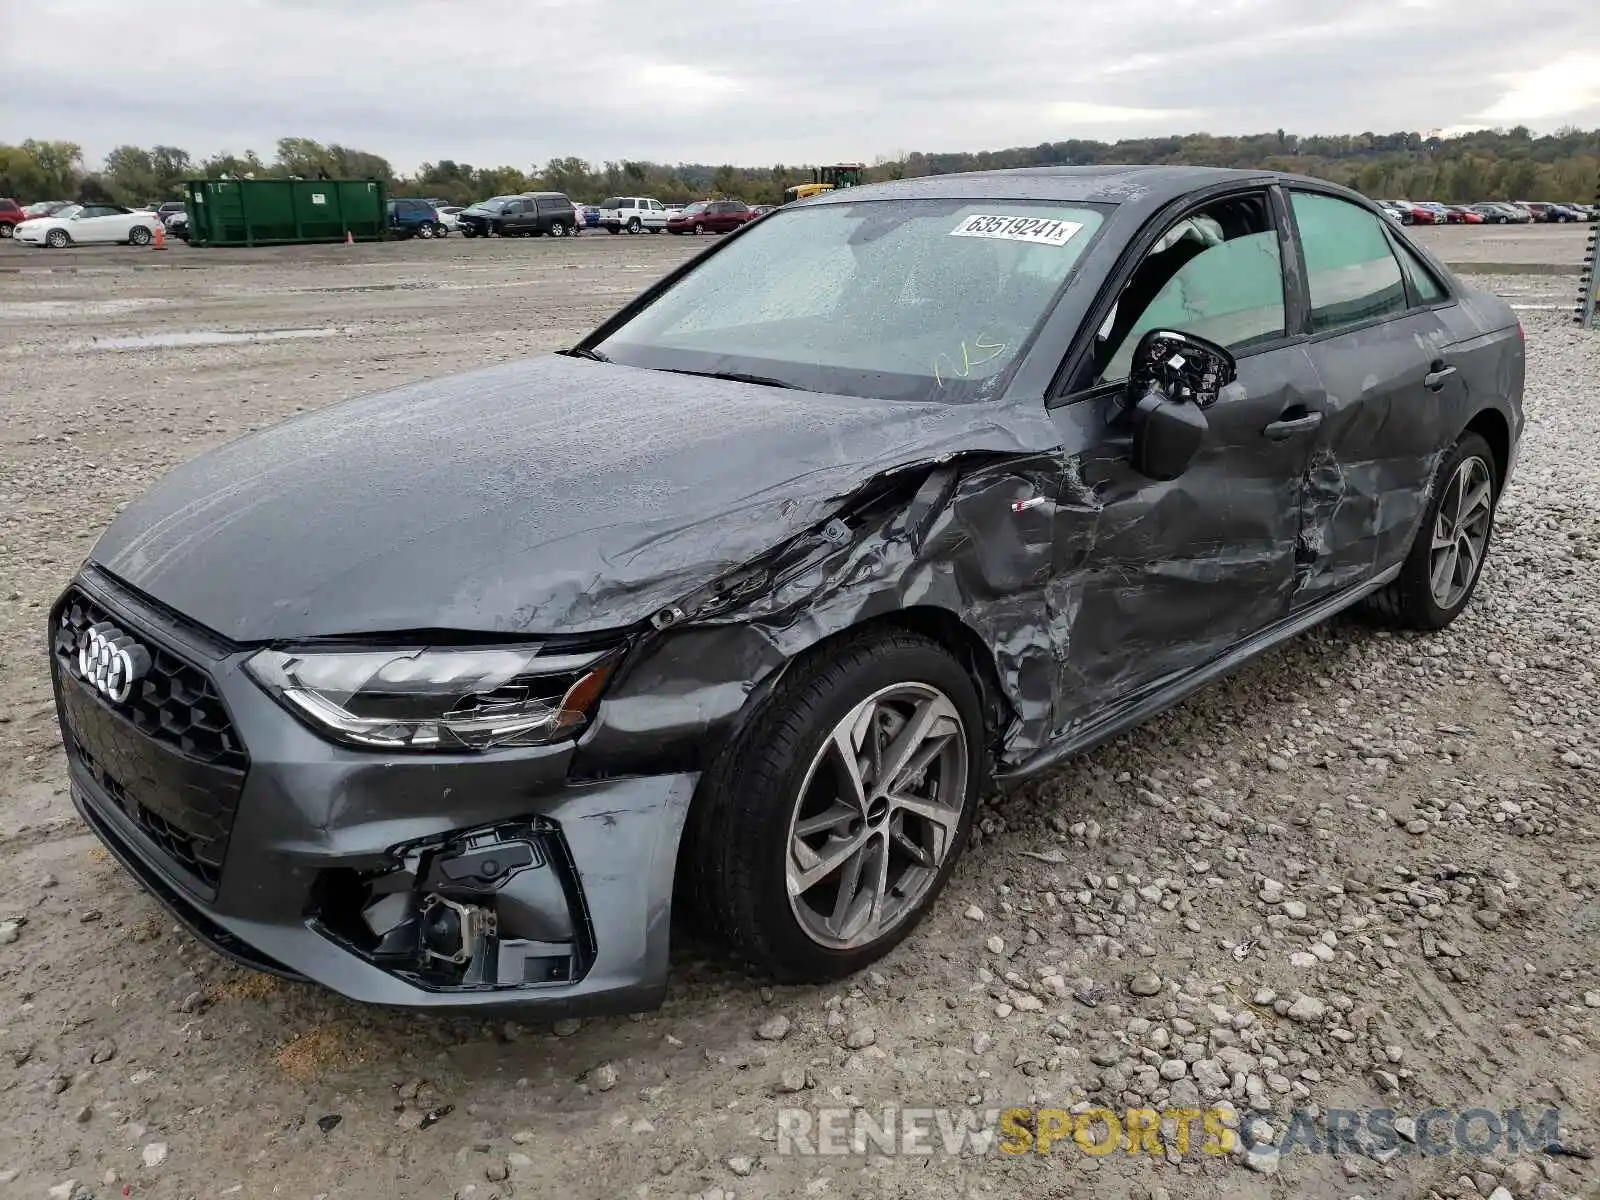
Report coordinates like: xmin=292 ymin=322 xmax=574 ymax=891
xmin=0 ymin=229 xmax=1597 ymax=1200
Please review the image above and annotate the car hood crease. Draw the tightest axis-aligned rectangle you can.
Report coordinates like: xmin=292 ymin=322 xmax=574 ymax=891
xmin=91 ymin=355 xmax=1060 ymax=640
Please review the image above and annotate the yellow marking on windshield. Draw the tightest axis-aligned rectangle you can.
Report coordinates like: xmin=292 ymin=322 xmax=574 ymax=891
xmin=934 ymin=334 xmax=1008 ymax=388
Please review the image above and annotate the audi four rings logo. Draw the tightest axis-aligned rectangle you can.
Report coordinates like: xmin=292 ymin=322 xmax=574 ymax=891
xmin=77 ymin=621 xmax=152 ymax=704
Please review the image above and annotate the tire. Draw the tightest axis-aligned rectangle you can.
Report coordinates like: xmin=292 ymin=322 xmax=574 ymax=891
xmin=416 ymin=223 xmax=435 ymax=239
xmin=45 ymin=229 xmax=70 ymax=249
xmin=684 ymin=630 xmax=983 ymax=982
xmin=693 ymin=222 xmax=706 ymax=235
xmin=550 ymin=221 xmax=567 ymax=238
xmin=0 ymin=224 xmax=12 ymax=239
xmin=129 ymin=226 xmax=152 ymax=246
xmin=626 ymin=217 xmax=641 ymax=234
xmin=606 ymin=225 xmax=619 ymax=234
xmin=1365 ymin=432 xmax=1497 ymax=631
xmin=434 ymin=223 xmax=448 ymax=237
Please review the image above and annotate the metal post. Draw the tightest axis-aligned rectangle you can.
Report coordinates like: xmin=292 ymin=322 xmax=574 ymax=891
xmin=1579 ymin=172 xmax=1599 ymax=330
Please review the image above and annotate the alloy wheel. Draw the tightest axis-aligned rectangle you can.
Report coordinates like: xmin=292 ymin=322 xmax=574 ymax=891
xmin=785 ymin=683 xmax=969 ymax=950
xmin=1430 ymin=455 xmax=1493 ymax=610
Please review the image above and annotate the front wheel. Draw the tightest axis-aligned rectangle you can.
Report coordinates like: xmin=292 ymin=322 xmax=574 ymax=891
xmin=692 ymin=222 xmax=706 ymax=235
xmin=684 ymin=631 xmax=983 ymax=982
xmin=45 ymin=229 xmax=70 ymax=248
xmin=1365 ymin=432 xmax=1497 ymax=630
xmin=0 ymin=224 xmax=13 ymax=239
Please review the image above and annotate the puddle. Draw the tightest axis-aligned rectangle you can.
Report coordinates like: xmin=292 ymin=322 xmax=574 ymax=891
xmin=79 ymin=327 xmax=353 ymax=350
xmin=294 ymin=281 xmax=441 ymax=294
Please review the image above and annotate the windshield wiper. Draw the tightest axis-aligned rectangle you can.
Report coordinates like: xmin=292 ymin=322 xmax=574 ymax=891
xmin=660 ymin=368 xmax=797 ymax=390
xmin=563 ymin=347 xmax=610 ymax=362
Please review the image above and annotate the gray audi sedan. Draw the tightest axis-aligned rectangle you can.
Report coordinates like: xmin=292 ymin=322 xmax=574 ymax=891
xmin=51 ymin=166 xmax=1523 ymax=1014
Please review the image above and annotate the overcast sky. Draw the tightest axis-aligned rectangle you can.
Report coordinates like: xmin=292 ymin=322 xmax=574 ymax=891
xmin=4 ymin=0 xmax=1598 ymax=172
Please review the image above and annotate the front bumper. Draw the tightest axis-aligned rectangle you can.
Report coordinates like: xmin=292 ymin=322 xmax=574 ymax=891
xmin=52 ymin=568 xmax=698 ymax=1014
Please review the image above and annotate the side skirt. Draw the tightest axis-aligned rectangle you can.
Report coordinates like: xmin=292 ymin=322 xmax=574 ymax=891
xmin=996 ymin=565 xmax=1401 ymax=788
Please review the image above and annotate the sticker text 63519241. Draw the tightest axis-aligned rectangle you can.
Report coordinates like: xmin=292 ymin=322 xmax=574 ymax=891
xmin=951 ymin=215 xmax=1084 ymax=247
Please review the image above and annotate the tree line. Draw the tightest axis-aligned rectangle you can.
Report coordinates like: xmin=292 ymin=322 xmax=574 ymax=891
xmin=3 ymin=127 xmax=1597 ymax=210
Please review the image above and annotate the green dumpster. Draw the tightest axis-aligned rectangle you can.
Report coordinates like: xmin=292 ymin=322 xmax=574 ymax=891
xmin=182 ymin=178 xmax=388 ymax=247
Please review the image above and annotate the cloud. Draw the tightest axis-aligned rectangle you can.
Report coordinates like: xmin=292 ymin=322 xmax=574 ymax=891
xmin=1 ymin=0 xmax=1597 ymax=171
xmin=1476 ymin=53 xmax=1600 ymax=122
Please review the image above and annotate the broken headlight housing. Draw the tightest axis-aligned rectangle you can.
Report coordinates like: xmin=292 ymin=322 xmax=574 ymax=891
xmin=245 ymin=645 xmax=620 ymax=751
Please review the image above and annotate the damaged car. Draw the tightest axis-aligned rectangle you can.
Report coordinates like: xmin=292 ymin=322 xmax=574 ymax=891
xmin=51 ymin=166 xmax=1524 ymax=1014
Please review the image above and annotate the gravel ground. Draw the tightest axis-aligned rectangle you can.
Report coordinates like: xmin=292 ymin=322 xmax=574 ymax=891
xmin=0 ymin=232 xmax=1596 ymax=1200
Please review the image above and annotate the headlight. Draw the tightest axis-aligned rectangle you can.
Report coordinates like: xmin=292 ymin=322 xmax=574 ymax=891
xmin=245 ymin=645 xmax=620 ymax=751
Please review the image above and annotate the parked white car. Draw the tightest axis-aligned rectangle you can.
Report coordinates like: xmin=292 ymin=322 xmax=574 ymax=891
xmin=598 ymin=196 xmax=669 ymax=234
xmin=14 ymin=203 xmax=164 ymax=249
xmin=435 ymin=205 xmax=464 ymax=233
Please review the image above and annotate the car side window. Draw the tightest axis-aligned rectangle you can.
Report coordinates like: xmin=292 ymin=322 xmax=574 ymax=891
xmin=1291 ymin=192 xmax=1408 ymax=333
xmin=1390 ymin=236 xmax=1447 ymax=305
xmin=1096 ymin=192 xmax=1287 ymax=383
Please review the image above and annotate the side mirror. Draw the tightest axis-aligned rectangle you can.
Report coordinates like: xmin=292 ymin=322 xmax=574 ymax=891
xmin=1125 ymin=329 xmax=1236 ymax=482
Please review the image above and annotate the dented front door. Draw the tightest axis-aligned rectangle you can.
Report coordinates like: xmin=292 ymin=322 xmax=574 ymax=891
xmin=1045 ymin=342 xmax=1324 ymax=739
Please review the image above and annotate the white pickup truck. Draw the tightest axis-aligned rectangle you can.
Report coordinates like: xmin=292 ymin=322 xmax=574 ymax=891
xmin=598 ymin=196 xmax=670 ymax=234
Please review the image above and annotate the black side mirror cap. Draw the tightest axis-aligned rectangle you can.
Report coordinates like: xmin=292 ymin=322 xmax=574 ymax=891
xmin=1125 ymin=329 xmax=1237 ymax=482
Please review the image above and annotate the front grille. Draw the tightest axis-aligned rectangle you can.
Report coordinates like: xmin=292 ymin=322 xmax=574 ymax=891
xmin=53 ymin=590 xmax=246 ymax=770
xmin=52 ymin=587 xmax=248 ymax=896
xmin=75 ymin=740 xmax=223 ymax=889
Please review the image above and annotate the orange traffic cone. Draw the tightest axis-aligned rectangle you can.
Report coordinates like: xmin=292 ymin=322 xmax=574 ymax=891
xmin=153 ymin=222 xmax=166 ymax=250
xmin=345 ymin=230 xmax=354 ymax=245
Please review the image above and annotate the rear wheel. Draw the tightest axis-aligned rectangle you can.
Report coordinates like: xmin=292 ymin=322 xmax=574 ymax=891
xmin=417 ymin=223 xmax=435 ymax=239
xmin=1365 ymin=433 xmax=1496 ymax=630
xmin=685 ymin=631 xmax=982 ymax=982
xmin=129 ymin=226 xmax=152 ymax=246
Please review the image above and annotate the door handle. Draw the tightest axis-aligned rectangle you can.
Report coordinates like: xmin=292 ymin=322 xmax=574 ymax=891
xmin=1262 ymin=410 xmax=1324 ymax=441
xmin=1424 ymin=364 xmax=1457 ymax=391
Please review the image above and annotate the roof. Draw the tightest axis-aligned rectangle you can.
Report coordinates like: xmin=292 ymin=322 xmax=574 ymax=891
xmin=812 ymin=165 xmax=1291 ymax=211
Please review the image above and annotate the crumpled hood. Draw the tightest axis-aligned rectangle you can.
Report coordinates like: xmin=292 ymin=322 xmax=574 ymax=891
xmin=91 ymin=355 xmax=1055 ymax=641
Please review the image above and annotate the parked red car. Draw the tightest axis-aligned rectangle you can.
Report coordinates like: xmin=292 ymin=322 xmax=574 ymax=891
xmin=1446 ymin=205 xmax=1485 ymax=224
xmin=0 ymin=198 xmax=25 ymax=238
xmin=1390 ymin=201 xmax=1442 ymax=225
xmin=666 ymin=200 xmax=754 ymax=235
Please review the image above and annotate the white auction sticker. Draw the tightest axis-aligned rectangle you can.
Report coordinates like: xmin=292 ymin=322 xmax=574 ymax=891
xmin=951 ymin=214 xmax=1084 ymax=246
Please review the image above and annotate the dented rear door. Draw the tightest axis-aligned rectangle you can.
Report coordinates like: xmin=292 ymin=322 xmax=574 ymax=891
xmin=1286 ymin=191 xmax=1464 ymax=608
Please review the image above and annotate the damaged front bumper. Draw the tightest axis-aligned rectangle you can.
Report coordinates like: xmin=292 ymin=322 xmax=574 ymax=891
xmin=54 ymin=571 xmax=696 ymax=1014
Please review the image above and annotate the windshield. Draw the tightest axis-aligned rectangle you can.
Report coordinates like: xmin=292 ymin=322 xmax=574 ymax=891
xmin=681 ymin=202 xmax=707 ymax=216
xmin=596 ymin=199 xmax=1105 ymax=403
xmin=476 ymin=197 xmax=514 ymax=212
xmin=52 ymin=205 xmax=83 ymax=220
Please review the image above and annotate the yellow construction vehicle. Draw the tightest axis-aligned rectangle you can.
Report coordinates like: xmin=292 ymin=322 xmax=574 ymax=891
xmin=784 ymin=163 xmax=867 ymax=203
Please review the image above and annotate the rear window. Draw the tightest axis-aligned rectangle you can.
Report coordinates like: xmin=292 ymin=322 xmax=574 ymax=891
xmin=601 ymin=197 xmax=620 ymax=209
xmin=1291 ymin=192 xmax=1408 ymax=332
